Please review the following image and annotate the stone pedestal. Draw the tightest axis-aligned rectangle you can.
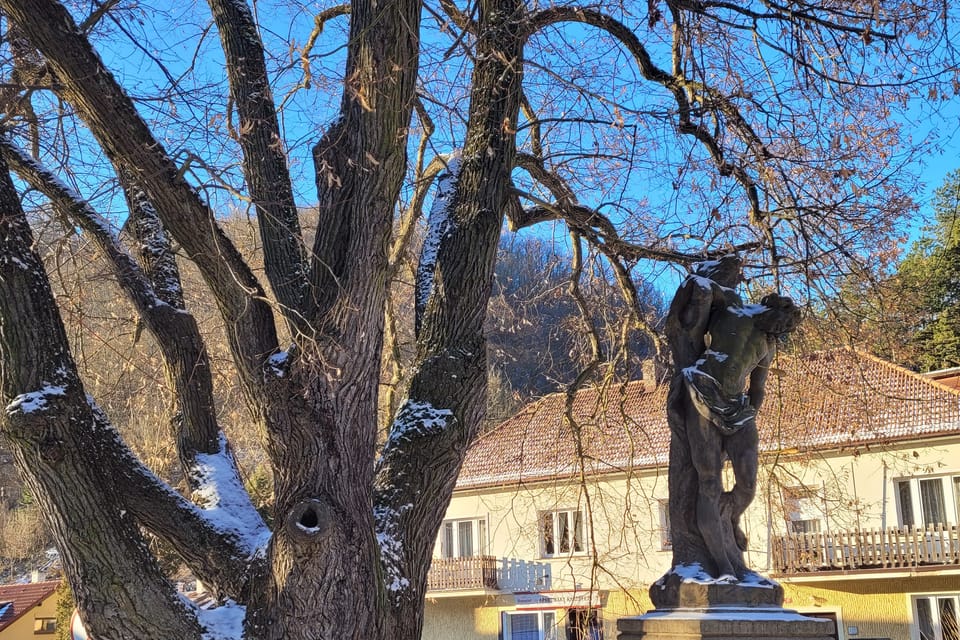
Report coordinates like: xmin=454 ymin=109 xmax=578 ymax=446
xmin=649 ymin=570 xmax=783 ymax=609
xmin=617 ymin=607 xmax=836 ymax=640
xmin=619 ymin=572 xmax=835 ymax=640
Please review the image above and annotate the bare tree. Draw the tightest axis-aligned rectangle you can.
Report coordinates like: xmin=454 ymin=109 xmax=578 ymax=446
xmin=0 ymin=1 xmax=953 ymax=639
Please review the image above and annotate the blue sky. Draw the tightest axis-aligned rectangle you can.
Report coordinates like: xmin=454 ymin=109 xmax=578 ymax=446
xmin=28 ymin=1 xmax=960 ymax=299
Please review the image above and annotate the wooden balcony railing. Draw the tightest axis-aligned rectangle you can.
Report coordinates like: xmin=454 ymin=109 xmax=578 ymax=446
xmin=427 ymin=555 xmax=499 ymax=592
xmin=773 ymin=524 xmax=960 ymax=574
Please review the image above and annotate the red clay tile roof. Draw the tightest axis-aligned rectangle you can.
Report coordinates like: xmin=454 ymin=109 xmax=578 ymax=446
xmin=457 ymin=349 xmax=960 ymax=489
xmin=0 ymin=581 xmax=59 ymax=632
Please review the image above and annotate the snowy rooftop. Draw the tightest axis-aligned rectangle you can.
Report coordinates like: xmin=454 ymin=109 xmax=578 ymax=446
xmin=457 ymin=349 xmax=960 ymax=489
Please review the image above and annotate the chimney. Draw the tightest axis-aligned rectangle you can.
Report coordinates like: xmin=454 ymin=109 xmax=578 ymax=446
xmin=30 ymin=570 xmax=40 ymax=583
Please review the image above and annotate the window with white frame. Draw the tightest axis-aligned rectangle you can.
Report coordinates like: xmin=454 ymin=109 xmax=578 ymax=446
xmin=440 ymin=518 xmax=487 ymax=558
xmin=783 ymin=485 xmax=823 ymax=534
xmin=502 ymin=610 xmax=558 ymax=640
xmin=658 ymin=501 xmax=672 ymax=550
xmin=540 ymin=509 xmax=585 ymax=557
xmin=914 ymin=594 xmax=960 ymax=640
xmin=896 ymin=474 xmax=960 ymax=528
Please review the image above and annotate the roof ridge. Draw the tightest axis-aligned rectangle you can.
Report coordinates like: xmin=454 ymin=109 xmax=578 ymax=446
xmin=851 ymin=347 xmax=960 ymax=398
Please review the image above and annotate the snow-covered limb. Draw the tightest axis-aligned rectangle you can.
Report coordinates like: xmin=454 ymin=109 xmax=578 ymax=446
xmin=6 ymin=384 xmax=66 ymax=415
xmin=415 ymin=152 xmax=462 ymax=327
xmin=374 ymin=502 xmax=414 ymax=600
xmin=0 ymin=137 xmax=121 ymax=244
xmin=385 ymin=400 xmax=454 ymax=447
xmin=373 ymin=399 xmax=455 ymax=600
xmin=191 ymin=433 xmax=271 ymax=555
xmin=82 ymin=397 xmax=267 ymax=599
xmin=0 ymin=136 xmax=184 ymax=317
xmin=124 ymin=178 xmax=186 ymax=310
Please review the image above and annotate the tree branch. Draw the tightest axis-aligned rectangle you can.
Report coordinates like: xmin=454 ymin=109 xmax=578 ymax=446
xmin=387 ymin=107 xmax=443 ymax=280
xmin=0 ymin=138 xmax=269 ymax=600
xmin=0 ymin=155 xmax=204 ymax=639
xmin=1 ymin=0 xmax=281 ymax=403
xmin=208 ymin=0 xmax=309 ymax=331
xmin=525 ymin=6 xmax=767 ymax=224
xmin=306 ymin=0 xmax=421 ymax=336
xmin=300 ymin=4 xmax=351 ymax=88
xmin=373 ymin=1 xmax=525 ymax=633
xmin=511 ymin=152 xmax=762 ymax=264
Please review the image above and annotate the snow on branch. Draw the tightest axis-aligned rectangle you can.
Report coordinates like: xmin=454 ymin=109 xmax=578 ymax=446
xmin=5 ymin=383 xmax=66 ymax=416
xmin=124 ymin=178 xmax=186 ymax=310
xmin=385 ymin=400 xmax=454 ymax=447
xmin=190 ymin=433 xmax=271 ymax=555
xmin=415 ymin=152 xmax=461 ymax=330
xmin=374 ymin=399 xmax=455 ymax=599
xmin=0 ymin=137 xmax=180 ymax=315
xmin=373 ymin=501 xmax=413 ymax=599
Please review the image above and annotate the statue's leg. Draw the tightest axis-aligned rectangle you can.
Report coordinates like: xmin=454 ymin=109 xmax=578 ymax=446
xmin=725 ymin=421 xmax=758 ymax=521
xmin=686 ymin=411 xmax=735 ymax=578
xmin=722 ymin=421 xmax=758 ymax=555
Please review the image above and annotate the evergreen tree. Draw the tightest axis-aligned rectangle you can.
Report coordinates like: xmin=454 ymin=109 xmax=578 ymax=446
xmin=898 ymin=170 xmax=960 ymax=371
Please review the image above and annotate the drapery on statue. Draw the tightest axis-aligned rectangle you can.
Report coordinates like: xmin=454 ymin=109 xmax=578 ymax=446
xmin=663 ymin=255 xmax=801 ymax=581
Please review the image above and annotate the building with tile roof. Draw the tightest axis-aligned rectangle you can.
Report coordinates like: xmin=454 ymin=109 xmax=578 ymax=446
xmin=422 ymin=350 xmax=960 ymax=640
xmin=0 ymin=581 xmax=60 ymax=639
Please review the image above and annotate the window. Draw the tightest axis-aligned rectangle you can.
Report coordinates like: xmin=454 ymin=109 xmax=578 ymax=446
xmin=440 ymin=518 xmax=487 ymax=558
xmin=567 ymin=608 xmax=603 ymax=640
xmin=658 ymin=501 xmax=672 ymax=550
xmin=33 ymin=618 xmax=56 ymax=634
xmin=914 ymin=595 xmax=960 ymax=640
xmin=897 ymin=475 xmax=960 ymax=528
xmin=503 ymin=611 xmax=557 ymax=640
xmin=540 ymin=510 xmax=584 ymax=557
xmin=783 ymin=486 xmax=823 ymax=534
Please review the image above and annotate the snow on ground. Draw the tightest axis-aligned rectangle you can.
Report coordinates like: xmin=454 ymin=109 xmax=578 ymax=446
xmin=195 ymin=599 xmax=246 ymax=640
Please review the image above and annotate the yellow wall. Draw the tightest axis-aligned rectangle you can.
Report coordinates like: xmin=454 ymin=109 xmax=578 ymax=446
xmin=422 ymin=591 xmax=654 ymax=640
xmin=783 ymin=574 xmax=960 ymax=640
xmin=423 ymin=597 xmax=501 ymax=640
xmin=0 ymin=592 xmax=58 ymax=640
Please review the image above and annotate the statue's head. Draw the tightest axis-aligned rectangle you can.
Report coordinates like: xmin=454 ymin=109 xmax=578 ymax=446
xmin=692 ymin=254 xmax=741 ymax=288
xmin=757 ymin=294 xmax=802 ymax=337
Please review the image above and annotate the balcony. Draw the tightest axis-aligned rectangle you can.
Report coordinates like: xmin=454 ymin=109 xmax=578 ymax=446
xmin=427 ymin=555 xmax=499 ymax=592
xmin=426 ymin=556 xmax=552 ymax=593
xmin=773 ymin=524 xmax=960 ymax=575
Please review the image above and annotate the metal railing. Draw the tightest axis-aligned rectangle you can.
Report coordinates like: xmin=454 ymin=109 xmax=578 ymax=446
xmin=427 ymin=555 xmax=499 ymax=592
xmin=773 ymin=524 xmax=960 ymax=574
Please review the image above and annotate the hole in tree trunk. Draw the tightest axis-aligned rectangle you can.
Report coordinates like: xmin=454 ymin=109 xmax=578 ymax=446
xmin=286 ymin=498 xmax=331 ymax=542
xmin=299 ymin=507 xmax=319 ymax=529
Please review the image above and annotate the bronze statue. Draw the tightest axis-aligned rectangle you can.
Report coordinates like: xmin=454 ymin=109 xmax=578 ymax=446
xmin=664 ymin=255 xmax=801 ymax=580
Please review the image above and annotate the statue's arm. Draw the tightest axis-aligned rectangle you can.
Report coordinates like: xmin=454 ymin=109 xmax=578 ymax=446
xmin=748 ymin=345 xmax=774 ymax=410
xmin=665 ymin=277 xmax=712 ymax=369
